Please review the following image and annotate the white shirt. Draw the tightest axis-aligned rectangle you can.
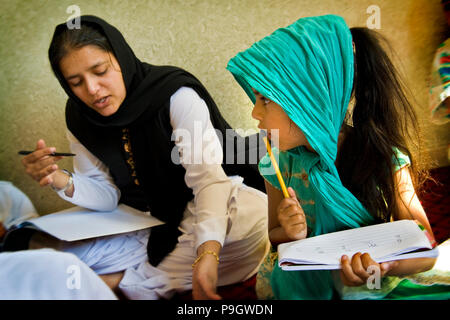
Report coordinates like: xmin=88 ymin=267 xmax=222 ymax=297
xmin=57 ymin=87 xmax=231 ymax=250
xmin=0 ymin=181 xmax=39 ymax=228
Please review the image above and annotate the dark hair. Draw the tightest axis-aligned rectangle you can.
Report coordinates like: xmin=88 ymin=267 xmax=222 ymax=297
xmin=48 ymin=22 xmax=113 ymax=76
xmin=336 ymin=27 xmax=427 ymax=223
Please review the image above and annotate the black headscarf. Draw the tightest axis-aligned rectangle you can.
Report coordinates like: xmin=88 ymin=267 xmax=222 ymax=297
xmin=49 ymin=16 xmax=265 ymax=266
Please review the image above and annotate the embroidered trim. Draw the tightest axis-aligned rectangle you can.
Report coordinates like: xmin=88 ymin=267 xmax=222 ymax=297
xmin=121 ymin=128 xmax=140 ymax=186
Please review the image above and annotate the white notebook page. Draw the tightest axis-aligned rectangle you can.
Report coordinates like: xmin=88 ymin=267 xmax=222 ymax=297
xmin=20 ymin=204 xmax=164 ymax=241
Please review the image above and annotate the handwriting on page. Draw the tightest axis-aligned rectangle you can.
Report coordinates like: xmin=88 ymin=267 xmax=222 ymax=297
xmin=292 ymin=222 xmax=426 ymax=260
xmin=278 ymin=220 xmax=435 ymax=268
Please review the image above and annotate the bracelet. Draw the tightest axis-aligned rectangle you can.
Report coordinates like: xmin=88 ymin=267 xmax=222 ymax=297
xmin=51 ymin=169 xmax=73 ymax=192
xmin=192 ymin=250 xmax=219 ymax=269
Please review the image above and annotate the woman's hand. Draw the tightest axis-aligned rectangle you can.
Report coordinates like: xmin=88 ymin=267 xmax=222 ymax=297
xmin=192 ymin=241 xmax=222 ymax=300
xmin=277 ymin=187 xmax=307 ymax=240
xmin=21 ymin=139 xmax=63 ymax=187
xmin=340 ymin=252 xmax=398 ymax=287
xmin=192 ymin=253 xmax=222 ymax=300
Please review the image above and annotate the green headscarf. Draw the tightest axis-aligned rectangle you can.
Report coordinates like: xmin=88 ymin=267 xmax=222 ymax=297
xmin=227 ymin=15 xmax=376 ymax=299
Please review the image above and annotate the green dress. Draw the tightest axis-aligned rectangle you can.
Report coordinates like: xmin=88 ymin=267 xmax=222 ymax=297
xmin=256 ymin=146 xmax=450 ymax=300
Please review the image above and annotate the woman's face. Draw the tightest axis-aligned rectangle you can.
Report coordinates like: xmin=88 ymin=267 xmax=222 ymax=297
xmin=59 ymin=45 xmax=126 ymax=117
xmin=251 ymin=89 xmax=314 ymax=152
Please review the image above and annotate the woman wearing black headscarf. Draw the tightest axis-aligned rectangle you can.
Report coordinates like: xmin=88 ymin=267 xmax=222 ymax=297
xmin=20 ymin=16 xmax=269 ymax=299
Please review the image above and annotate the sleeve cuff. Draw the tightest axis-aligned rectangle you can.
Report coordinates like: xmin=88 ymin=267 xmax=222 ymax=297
xmin=194 ymin=231 xmax=226 ymax=252
xmin=55 ymin=174 xmax=119 ymax=212
xmin=55 ymin=173 xmax=79 ymax=202
xmin=193 ymin=217 xmax=227 ymax=251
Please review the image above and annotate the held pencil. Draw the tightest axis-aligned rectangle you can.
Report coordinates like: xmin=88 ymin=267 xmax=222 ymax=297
xmin=262 ymin=135 xmax=290 ymax=199
xmin=18 ymin=150 xmax=76 ymax=157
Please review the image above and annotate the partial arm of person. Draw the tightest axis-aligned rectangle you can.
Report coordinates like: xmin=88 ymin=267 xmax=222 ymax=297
xmin=56 ymin=130 xmax=121 ymax=211
xmin=340 ymin=166 xmax=437 ymax=286
xmin=170 ymin=87 xmax=231 ymax=299
xmin=22 ymin=132 xmax=120 ymax=212
xmin=192 ymin=239 xmax=222 ymax=300
xmin=382 ymin=166 xmax=436 ymax=276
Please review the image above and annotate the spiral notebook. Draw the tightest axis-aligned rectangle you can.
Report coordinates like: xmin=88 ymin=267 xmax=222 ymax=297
xmin=278 ymin=220 xmax=438 ymax=271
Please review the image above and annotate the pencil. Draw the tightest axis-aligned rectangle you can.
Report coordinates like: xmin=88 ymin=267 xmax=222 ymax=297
xmin=262 ymin=136 xmax=290 ymax=198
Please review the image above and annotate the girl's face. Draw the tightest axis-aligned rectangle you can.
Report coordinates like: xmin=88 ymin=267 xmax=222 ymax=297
xmin=251 ymin=89 xmax=314 ymax=152
xmin=59 ymin=45 xmax=126 ymax=117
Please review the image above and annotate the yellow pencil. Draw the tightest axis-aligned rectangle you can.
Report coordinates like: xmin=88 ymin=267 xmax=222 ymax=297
xmin=262 ymin=136 xmax=290 ymax=198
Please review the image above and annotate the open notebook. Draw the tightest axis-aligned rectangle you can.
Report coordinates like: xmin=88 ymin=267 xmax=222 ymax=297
xmin=3 ymin=204 xmax=164 ymax=245
xmin=278 ymin=220 xmax=438 ymax=271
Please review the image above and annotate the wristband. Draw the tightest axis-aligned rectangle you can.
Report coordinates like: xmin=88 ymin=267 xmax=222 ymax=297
xmin=51 ymin=169 xmax=73 ymax=192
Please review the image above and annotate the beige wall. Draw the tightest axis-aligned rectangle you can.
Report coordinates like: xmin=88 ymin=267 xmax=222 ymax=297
xmin=1 ymin=0 xmax=449 ymax=214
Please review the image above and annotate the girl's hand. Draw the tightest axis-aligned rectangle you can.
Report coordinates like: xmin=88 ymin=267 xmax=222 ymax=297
xmin=277 ymin=187 xmax=307 ymax=240
xmin=21 ymin=139 xmax=63 ymax=187
xmin=192 ymin=253 xmax=222 ymax=300
xmin=340 ymin=252 xmax=398 ymax=287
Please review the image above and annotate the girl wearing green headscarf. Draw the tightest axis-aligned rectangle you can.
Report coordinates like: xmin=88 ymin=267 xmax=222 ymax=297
xmin=227 ymin=15 xmax=450 ymax=299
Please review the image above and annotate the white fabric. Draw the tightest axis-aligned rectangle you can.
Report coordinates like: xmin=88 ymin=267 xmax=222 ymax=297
xmin=56 ymin=133 xmax=120 ymax=212
xmin=0 ymin=182 xmax=117 ymax=299
xmin=0 ymin=249 xmax=117 ymax=300
xmin=0 ymin=181 xmax=39 ymax=229
xmin=169 ymin=87 xmax=232 ymax=250
xmin=45 ymin=229 xmax=151 ymax=275
xmin=119 ymin=180 xmax=269 ymax=299
xmin=28 ymin=178 xmax=268 ymax=300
